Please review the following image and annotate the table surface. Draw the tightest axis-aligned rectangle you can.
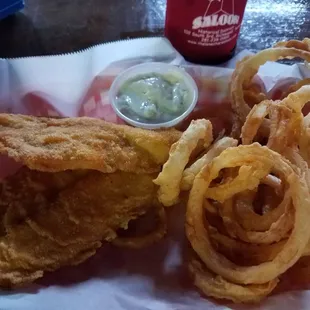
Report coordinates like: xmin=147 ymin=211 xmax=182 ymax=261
xmin=0 ymin=0 xmax=309 ymax=59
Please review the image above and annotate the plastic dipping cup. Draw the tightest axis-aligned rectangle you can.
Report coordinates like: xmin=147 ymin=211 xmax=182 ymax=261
xmin=109 ymin=62 xmax=198 ymax=130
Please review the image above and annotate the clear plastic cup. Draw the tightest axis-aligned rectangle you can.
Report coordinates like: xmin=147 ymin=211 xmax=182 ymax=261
xmin=109 ymin=62 xmax=198 ymax=129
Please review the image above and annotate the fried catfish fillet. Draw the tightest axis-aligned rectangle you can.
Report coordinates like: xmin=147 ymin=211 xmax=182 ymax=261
xmin=0 ymin=168 xmax=89 ymax=234
xmin=0 ymin=168 xmax=157 ymax=288
xmin=0 ymin=114 xmax=181 ymax=173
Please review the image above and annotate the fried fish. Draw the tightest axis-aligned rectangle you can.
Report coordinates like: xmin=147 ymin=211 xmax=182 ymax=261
xmin=0 ymin=168 xmax=157 ymax=288
xmin=0 ymin=114 xmax=181 ymax=173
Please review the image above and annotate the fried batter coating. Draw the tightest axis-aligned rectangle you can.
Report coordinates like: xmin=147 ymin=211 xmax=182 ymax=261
xmin=0 ymin=114 xmax=181 ymax=173
xmin=0 ymin=168 xmax=157 ymax=288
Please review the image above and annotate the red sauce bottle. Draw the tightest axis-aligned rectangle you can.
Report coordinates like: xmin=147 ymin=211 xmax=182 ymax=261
xmin=165 ymin=0 xmax=248 ymax=64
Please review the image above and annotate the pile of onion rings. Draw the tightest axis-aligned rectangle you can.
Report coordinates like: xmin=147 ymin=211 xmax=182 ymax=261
xmin=231 ymin=38 xmax=310 ymax=137
xmin=187 ymin=144 xmax=310 ymax=303
xmin=154 ymin=38 xmax=310 ymax=303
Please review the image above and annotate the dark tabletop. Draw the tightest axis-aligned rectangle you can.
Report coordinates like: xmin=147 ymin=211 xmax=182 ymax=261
xmin=0 ymin=0 xmax=309 ymax=59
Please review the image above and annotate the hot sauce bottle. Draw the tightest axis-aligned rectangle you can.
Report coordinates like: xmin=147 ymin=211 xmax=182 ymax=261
xmin=165 ymin=0 xmax=248 ymax=64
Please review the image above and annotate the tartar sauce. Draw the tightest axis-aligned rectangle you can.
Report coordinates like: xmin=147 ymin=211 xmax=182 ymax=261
xmin=115 ymin=73 xmax=192 ymax=123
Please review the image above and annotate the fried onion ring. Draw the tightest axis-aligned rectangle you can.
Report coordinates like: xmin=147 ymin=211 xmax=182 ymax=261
xmin=181 ymin=137 xmax=237 ymax=191
xmin=280 ymin=78 xmax=310 ymax=100
xmin=186 ymin=144 xmax=310 ymax=285
xmin=231 ymin=42 xmax=310 ymax=132
xmin=219 ymin=190 xmax=293 ymax=244
xmin=241 ymin=86 xmax=310 ymax=156
xmin=154 ymin=119 xmax=213 ymax=207
xmin=189 ymin=259 xmax=278 ymax=303
xmin=233 ymin=185 xmax=288 ymax=233
xmin=208 ymin=226 xmax=286 ymax=265
xmin=241 ymin=100 xmax=271 ymax=145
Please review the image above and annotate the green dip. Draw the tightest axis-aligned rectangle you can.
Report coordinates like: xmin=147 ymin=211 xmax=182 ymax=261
xmin=115 ymin=72 xmax=192 ymax=123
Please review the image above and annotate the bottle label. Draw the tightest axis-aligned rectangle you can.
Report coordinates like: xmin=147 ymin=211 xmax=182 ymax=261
xmin=165 ymin=0 xmax=248 ymax=61
xmin=192 ymin=14 xmax=239 ymax=29
xmin=184 ymin=0 xmax=243 ymax=47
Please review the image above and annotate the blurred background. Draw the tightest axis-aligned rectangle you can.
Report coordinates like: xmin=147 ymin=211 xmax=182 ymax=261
xmin=0 ymin=0 xmax=309 ymax=58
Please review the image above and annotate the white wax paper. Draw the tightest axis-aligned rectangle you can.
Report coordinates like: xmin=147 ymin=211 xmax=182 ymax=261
xmin=0 ymin=37 xmax=310 ymax=310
